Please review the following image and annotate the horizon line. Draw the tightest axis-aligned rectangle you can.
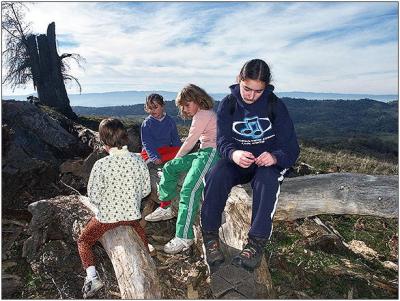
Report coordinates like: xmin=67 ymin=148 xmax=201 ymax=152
xmin=3 ymin=89 xmax=398 ymax=97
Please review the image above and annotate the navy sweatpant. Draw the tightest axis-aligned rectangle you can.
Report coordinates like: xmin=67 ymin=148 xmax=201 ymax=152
xmin=201 ymin=158 xmax=285 ymax=240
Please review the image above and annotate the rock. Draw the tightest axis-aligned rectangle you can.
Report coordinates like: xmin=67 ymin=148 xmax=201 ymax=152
xmin=382 ymin=261 xmax=398 ymax=271
xmin=388 ymin=234 xmax=398 ymax=261
xmin=308 ymin=234 xmax=349 ymax=255
xmin=210 ymin=264 xmax=257 ymax=298
xmin=296 ymin=218 xmax=329 ymax=238
xmin=127 ymin=126 xmax=142 ymax=152
xmin=22 ymin=195 xmax=117 ymax=298
xmin=2 ymin=273 xmax=22 ymax=297
xmin=347 ymin=240 xmax=378 ymax=260
xmin=57 ymin=125 xmax=141 ymax=194
xmin=1 ymin=100 xmax=93 ymax=209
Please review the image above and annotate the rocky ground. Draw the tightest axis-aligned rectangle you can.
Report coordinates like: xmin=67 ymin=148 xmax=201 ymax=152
xmin=2 ymin=194 xmax=398 ymax=299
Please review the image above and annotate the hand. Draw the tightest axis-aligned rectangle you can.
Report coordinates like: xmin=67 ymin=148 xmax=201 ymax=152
xmin=232 ymin=150 xmax=255 ymax=168
xmin=254 ymin=152 xmax=277 ymax=167
xmin=153 ymin=159 xmax=163 ymax=165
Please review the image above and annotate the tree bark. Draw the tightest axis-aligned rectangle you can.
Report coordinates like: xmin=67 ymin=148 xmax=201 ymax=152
xmin=277 ymin=173 xmax=397 ymax=220
xmin=98 ymin=227 xmax=161 ymax=299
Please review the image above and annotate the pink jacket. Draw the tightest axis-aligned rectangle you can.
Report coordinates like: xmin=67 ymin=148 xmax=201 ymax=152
xmin=175 ymin=109 xmax=217 ymax=158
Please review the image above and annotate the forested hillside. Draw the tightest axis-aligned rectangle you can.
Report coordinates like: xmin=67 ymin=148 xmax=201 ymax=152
xmin=74 ymin=98 xmax=398 ymax=161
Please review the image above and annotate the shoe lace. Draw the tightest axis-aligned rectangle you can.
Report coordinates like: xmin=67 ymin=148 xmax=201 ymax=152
xmin=206 ymin=239 xmax=220 ymax=255
xmin=240 ymin=243 xmax=258 ymax=259
xmin=82 ymin=279 xmax=92 ymax=294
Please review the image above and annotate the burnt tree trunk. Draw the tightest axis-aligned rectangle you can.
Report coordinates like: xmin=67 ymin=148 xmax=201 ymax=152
xmin=27 ymin=22 xmax=77 ymax=120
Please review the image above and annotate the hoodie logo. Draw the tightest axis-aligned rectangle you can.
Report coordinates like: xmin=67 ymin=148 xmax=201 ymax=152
xmin=232 ymin=116 xmax=272 ymax=139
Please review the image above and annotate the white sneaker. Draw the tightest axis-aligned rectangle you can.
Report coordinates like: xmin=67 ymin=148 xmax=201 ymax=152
xmin=145 ymin=206 xmax=175 ymax=222
xmin=164 ymin=237 xmax=194 ymax=254
xmin=82 ymin=274 xmax=104 ymax=298
xmin=148 ymin=243 xmax=157 ymax=257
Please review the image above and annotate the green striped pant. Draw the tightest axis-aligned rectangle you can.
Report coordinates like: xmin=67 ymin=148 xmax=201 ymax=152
xmin=158 ymin=147 xmax=220 ymax=239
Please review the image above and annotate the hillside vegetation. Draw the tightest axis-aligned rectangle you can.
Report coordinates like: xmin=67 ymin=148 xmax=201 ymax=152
xmin=76 ymin=97 xmax=398 ymax=165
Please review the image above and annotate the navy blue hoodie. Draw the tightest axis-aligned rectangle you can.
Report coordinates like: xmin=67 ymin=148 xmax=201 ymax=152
xmin=217 ymin=84 xmax=300 ymax=169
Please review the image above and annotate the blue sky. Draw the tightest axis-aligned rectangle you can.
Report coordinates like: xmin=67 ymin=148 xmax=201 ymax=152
xmin=2 ymin=1 xmax=398 ymax=95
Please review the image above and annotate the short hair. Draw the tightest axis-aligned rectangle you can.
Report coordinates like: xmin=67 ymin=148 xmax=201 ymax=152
xmin=175 ymin=84 xmax=214 ymax=118
xmin=98 ymin=118 xmax=129 ymax=148
xmin=144 ymin=93 xmax=164 ymax=113
xmin=237 ymin=59 xmax=271 ymax=85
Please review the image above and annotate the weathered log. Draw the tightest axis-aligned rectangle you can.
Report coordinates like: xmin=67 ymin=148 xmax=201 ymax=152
xmin=228 ymin=173 xmax=398 ymax=221
xmin=98 ymin=226 xmax=160 ymax=299
xmin=78 ymin=196 xmax=161 ymax=298
xmin=278 ymin=172 xmax=398 ymax=219
xmin=24 ymin=195 xmax=161 ymax=299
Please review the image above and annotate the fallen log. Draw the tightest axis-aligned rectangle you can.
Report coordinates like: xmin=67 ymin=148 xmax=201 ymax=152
xmin=78 ymin=196 xmax=161 ymax=299
xmin=227 ymin=173 xmax=398 ymax=221
xmin=24 ymin=195 xmax=161 ymax=299
xmin=146 ymin=170 xmax=397 ymax=298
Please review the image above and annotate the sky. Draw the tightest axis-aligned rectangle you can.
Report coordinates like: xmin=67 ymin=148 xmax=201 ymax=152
xmin=2 ymin=1 xmax=399 ymax=96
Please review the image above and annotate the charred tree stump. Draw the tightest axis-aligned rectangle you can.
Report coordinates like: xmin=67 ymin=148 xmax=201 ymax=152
xmin=27 ymin=22 xmax=77 ymax=119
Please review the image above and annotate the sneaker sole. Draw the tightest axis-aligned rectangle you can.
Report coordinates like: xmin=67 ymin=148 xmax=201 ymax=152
xmin=145 ymin=215 xmax=175 ymax=222
xmin=163 ymin=244 xmax=193 ymax=254
xmin=83 ymin=282 xmax=104 ymax=298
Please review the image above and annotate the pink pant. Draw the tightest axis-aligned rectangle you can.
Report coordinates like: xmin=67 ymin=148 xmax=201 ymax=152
xmin=77 ymin=217 xmax=149 ymax=269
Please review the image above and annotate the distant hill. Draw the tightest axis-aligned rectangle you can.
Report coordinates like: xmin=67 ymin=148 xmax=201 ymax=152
xmin=277 ymin=91 xmax=398 ymax=102
xmin=3 ymin=90 xmax=398 ymax=106
xmin=72 ymin=98 xmax=398 ymax=161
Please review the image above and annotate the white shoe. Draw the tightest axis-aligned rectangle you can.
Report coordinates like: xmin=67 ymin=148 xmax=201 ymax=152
xmin=164 ymin=237 xmax=194 ymax=254
xmin=148 ymin=243 xmax=156 ymax=257
xmin=82 ymin=274 xmax=104 ymax=298
xmin=145 ymin=206 xmax=175 ymax=222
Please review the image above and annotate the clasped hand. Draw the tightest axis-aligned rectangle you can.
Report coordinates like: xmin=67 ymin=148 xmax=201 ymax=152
xmin=232 ymin=150 xmax=277 ymax=168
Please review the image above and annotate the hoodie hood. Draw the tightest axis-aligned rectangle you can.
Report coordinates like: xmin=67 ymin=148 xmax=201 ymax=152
xmin=229 ymin=83 xmax=275 ymax=109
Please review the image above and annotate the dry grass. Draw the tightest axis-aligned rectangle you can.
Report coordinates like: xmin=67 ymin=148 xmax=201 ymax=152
xmin=299 ymin=144 xmax=398 ymax=175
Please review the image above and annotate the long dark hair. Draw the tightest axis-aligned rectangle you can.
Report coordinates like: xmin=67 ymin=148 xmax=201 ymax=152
xmin=237 ymin=59 xmax=271 ymax=85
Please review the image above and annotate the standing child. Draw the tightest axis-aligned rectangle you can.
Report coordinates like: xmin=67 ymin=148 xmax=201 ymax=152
xmin=78 ymin=118 xmax=151 ymax=298
xmin=145 ymin=84 xmax=220 ymax=254
xmin=201 ymin=59 xmax=300 ymax=271
xmin=140 ymin=93 xmax=182 ymax=165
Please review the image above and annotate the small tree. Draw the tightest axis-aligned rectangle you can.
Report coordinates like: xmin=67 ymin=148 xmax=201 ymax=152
xmin=2 ymin=2 xmax=84 ymax=119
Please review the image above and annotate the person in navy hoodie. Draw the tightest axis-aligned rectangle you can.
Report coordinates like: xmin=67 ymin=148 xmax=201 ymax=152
xmin=201 ymin=59 xmax=300 ymax=271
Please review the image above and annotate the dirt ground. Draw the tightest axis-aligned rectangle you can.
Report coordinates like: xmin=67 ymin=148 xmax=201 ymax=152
xmin=3 ymin=209 xmax=397 ymax=299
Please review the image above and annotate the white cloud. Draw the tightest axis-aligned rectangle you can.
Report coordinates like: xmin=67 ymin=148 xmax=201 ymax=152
xmin=2 ymin=2 xmax=397 ymax=96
